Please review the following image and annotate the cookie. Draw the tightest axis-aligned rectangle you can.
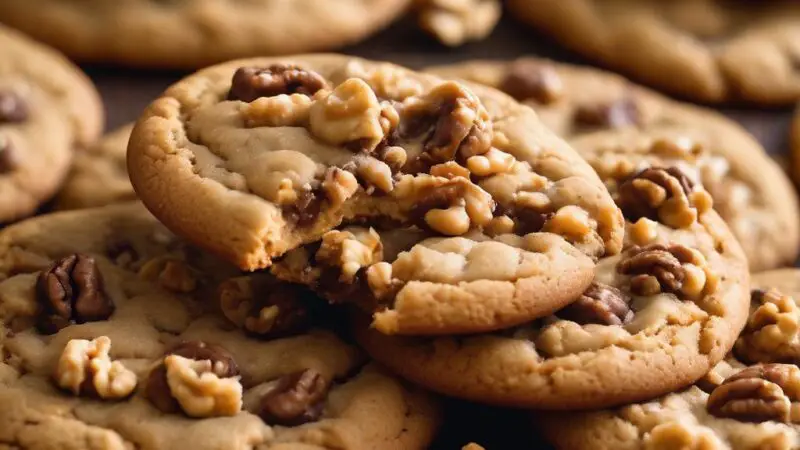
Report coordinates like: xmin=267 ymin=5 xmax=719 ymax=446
xmin=0 ymin=0 xmax=411 ymax=68
xmin=128 ymin=55 xmax=625 ymax=335
xmin=536 ymin=271 xmax=800 ymax=449
xmin=505 ymin=0 xmax=800 ymax=104
xmin=428 ymin=57 xmax=800 ymax=270
xmin=354 ymin=200 xmax=750 ymax=408
xmin=55 ymin=124 xmax=136 ymax=211
xmin=0 ymin=25 xmax=103 ymax=223
xmin=0 ymin=203 xmax=441 ymax=449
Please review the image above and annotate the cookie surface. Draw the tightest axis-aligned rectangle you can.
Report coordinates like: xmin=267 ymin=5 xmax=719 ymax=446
xmin=355 ymin=204 xmax=750 ymax=408
xmin=0 ymin=0 xmax=410 ymax=68
xmin=56 ymin=124 xmax=136 ymax=210
xmin=506 ymin=0 xmax=800 ymax=104
xmin=0 ymin=203 xmax=441 ymax=449
xmin=537 ymin=271 xmax=800 ymax=450
xmin=0 ymin=25 xmax=103 ymax=223
xmin=128 ymin=55 xmax=622 ymax=265
xmin=429 ymin=57 xmax=800 ymax=270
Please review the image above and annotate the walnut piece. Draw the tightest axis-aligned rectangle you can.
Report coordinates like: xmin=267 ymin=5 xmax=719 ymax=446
xmin=145 ymin=341 xmax=240 ymax=415
xmin=36 ymin=254 xmax=114 ymax=335
xmin=557 ymin=282 xmax=633 ymax=325
xmin=735 ymin=289 xmax=800 ymax=364
xmin=418 ymin=0 xmax=501 ymax=46
xmin=218 ymin=276 xmax=314 ymax=338
xmin=617 ymin=167 xmax=713 ymax=228
xmin=618 ymin=244 xmax=716 ymax=300
xmin=404 ymin=176 xmax=495 ymax=236
xmin=243 ymin=93 xmax=314 ymax=128
xmin=258 ymin=369 xmax=331 ymax=426
xmin=315 ymin=228 xmax=383 ymax=283
xmin=164 ymin=355 xmax=242 ymax=418
xmin=228 ymin=65 xmax=328 ymax=102
xmin=499 ymin=59 xmax=564 ymax=105
xmin=574 ymin=98 xmax=640 ymax=129
xmin=54 ymin=336 xmax=137 ymax=400
xmin=707 ymin=364 xmax=800 ymax=423
xmin=138 ymin=256 xmax=197 ymax=293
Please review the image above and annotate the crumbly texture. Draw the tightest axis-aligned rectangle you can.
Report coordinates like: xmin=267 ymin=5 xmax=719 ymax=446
xmin=0 ymin=203 xmax=441 ymax=450
xmin=0 ymin=24 xmax=103 ymax=223
xmin=354 ymin=208 xmax=750 ymax=409
xmin=536 ymin=271 xmax=800 ymax=450
xmin=56 ymin=124 xmax=137 ymax=210
xmin=0 ymin=0 xmax=411 ymax=68
xmin=272 ymin=226 xmax=595 ymax=335
xmin=128 ymin=54 xmax=623 ymax=274
xmin=428 ymin=57 xmax=800 ymax=271
xmin=506 ymin=0 xmax=800 ymax=105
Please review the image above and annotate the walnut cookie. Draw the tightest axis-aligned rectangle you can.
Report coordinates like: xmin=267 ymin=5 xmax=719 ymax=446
xmin=127 ymin=55 xmax=624 ymax=334
xmin=0 ymin=24 xmax=103 ymax=223
xmin=0 ymin=203 xmax=441 ymax=450
xmin=354 ymin=199 xmax=750 ymax=408
xmin=55 ymin=124 xmax=137 ymax=211
xmin=0 ymin=0 xmax=411 ymax=68
xmin=535 ymin=271 xmax=800 ymax=450
xmin=428 ymin=57 xmax=800 ymax=271
xmin=506 ymin=0 xmax=800 ymax=105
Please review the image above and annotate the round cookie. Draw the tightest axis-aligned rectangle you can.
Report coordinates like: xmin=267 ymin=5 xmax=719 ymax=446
xmin=428 ymin=58 xmax=800 ymax=271
xmin=0 ymin=203 xmax=441 ymax=450
xmin=55 ymin=124 xmax=136 ymax=211
xmin=535 ymin=271 xmax=800 ymax=450
xmin=0 ymin=25 xmax=104 ymax=223
xmin=506 ymin=0 xmax=800 ymax=104
xmin=354 ymin=202 xmax=750 ymax=408
xmin=0 ymin=0 xmax=411 ymax=68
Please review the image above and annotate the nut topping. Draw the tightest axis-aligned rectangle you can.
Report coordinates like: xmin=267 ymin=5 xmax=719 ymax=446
xmin=417 ymin=0 xmax=501 ymax=47
xmin=145 ymin=341 xmax=240 ymax=416
xmin=707 ymin=364 xmax=800 ymax=423
xmin=258 ymin=369 xmax=331 ymax=426
xmin=557 ymin=282 xmax=633 ymax=325
xmin=617 ymin=167 xmax=713 ymax=228
xmin=618 ymin=244 xmax=715 ymax=299
xmin=499 ymin=59 xmax=564 ymax=105
xmin=0 ymin=90 xmax=28 ymax=123
xmin=228 ymin=65 xmax=329 ymax=102
xmin=735 ymin=289 xmax=800 ymax=364
xmin=574 ymin=98 xmax=640 ymax=129
xmin=36 ymin=254 xmax=114 ymax=335
xmin=54 ymin=336 xmax=137 ymax=400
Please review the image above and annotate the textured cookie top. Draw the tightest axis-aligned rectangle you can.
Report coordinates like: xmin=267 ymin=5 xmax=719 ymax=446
xmin=537 ymin=272 xmax=800 ymax=450
xmin=429 ymin=57 xmax=800 ymax=271
xmin=355 ymin=203 xmax=750 ymax=408
xmin=0 ymin=25 xmax=103 ymax=222
xmin=56 ymin=124 xmax=137 ymax=211
xmin=506 ymin=0 xmax=800 ymax=104
xmin=128 ymin=54 xmax=623 ymax=271
xmin=0 ymin=0 xmax=411 ymax=68
xmin=0 ymin=203 xmax=440 ymax=450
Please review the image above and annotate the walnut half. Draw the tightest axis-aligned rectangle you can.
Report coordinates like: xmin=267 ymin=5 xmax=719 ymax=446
xmin=735 ymin=289 xmax=800 ymax=365
xmin=707 ymin=364 xmax=800 ymax=423
xmin=616 ymin=167 xmax=712 ymax=228
xmin=53 ymin=336 xmax=137 ymax=400
xmin=557 ymin=282 xmax=633 ymax=325
xmin=617 ymin=244 xmax=716 ymax=300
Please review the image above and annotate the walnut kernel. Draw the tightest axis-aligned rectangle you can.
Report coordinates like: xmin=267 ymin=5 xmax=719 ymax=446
xmin=54 ymin=336 xmax=137 ymax=400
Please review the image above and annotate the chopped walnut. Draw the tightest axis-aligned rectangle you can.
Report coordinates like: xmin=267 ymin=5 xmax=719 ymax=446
xmin=617 ymin=167 xmax=713 ymax=228
xmin=618 ymin=244 xmax=716 ymax=300
xmin=321 ymin=167 xmax=359 ymax=207
xmin=309 ymin=78 xmax=393 ymax=152
xmin=574 ymin=98 xmax=640 ymax=129
xmin=218 ymin=276 xmax=314 ymax=338
xmin=629 ymin=217 xmax=659 ymax=246
xmin=735 ymin=289 xmax=800 ymax=364
xmin=417 ymin=0 xmax=501 ymax=46
xmin=343 ymin=61 xmax=424 ymax=100
xmin=643 ymin=421 xmax=723 ymax=450
xmin=258 ymin=369 xmax=331 ymax=426
xmin=243 ymin=94 xmax=314 ymax=128
xmin=145 ymin=341 xmax=240 ymax=416
xmin=54 ymin=336 xmax=137 ymax=400
xmin=707 ymin=364 xmax=800 ymax=423
xmin=315 ymin=228 xmax=383 ymax=283
xmin=399 ymin=174 xmax=495 ymax=235
xmin=138 ymin=257 xmax=197 ymax=293
xmin=355 ymin=156 xmax=394 ymax=193
xmin=499 ymin=59 xmax=564 ymax=104
xmin=557 ymin=282 xmax=633 ymax=325
xmin=36 ymin=254 xmax=114 ymax=335
xmin=228 ymin=65 xmax=329 ymax=102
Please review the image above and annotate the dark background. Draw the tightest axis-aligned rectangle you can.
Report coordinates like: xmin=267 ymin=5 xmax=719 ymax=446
xmin=81 ymin=14 xmax=794 ymax=449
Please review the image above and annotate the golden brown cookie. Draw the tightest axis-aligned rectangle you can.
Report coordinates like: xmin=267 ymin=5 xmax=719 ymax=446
xmin=0 ymin=203 xmax=441 ymax=449
xmin=429 ymin=57 xmax=800 ymax=270
xmin=506 ymin=0 xmax=800 ymax=104
xmin=536 ymin=271 xmax=800 ymax=450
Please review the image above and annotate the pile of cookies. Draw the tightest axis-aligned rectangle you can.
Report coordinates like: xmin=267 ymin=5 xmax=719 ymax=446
xmin=3 ymin=1 xmax=800 ymax=449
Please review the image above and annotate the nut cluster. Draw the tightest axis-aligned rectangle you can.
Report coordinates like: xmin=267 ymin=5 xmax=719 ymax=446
xmin=735 ymin=289 xmax=800 ymax=364
xmin=707 ymin=364 xmax=800 ymax=423
xmin=617 ymin=167 xmax=713 ymax=228
xmin=36 ymin=254 xmax=115 ymax=334
xmin=618 ymin=244 xmax=717 ymax=300
xmin=54 ymin=336 xmax=137 ymax=400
